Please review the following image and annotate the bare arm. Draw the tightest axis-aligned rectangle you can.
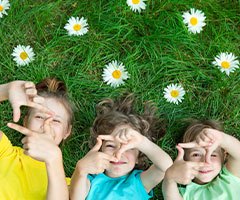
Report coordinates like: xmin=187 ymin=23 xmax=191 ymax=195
xmin=69 ymin=162 xmax=91 ymax=200
xmin=162 ymin=177 xmax=183 ymax=200
xmin=0 ymin=83 xmax=9 ymax=102
xmin=139 ymin=137 xmax=173 ymax=192
xmin=8 ymin=119 xmax=69 ymax=200
xmin=69 ymin=138 xmax=118 ymax=200
xmin=218 ymin=131 xmax=240 ymax=177
xmin=46 ymin=152 xmax=69 ymax=200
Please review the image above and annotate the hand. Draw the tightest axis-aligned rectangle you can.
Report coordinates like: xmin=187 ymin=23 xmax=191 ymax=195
xmin=76 ymin=137 xmax=118 ymax=176
xmin=98 ymin=125 xmax=144 ymax=160
xmin=7 ymin=118 xmax=61 ymax=164
xmin=8 ymin=81 xmax=53 ymax=122
xmin=179 ymin=128 xmax=224 ymax=163
xmin=165 ymin=145 xmax=205 ymax=185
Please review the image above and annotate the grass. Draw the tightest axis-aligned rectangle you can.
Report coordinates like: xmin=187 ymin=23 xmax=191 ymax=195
xmin=0 ymin=0 xmax=239 ymax=199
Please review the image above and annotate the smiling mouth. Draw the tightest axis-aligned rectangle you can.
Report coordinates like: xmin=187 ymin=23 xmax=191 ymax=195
xmin=110 ymin=161 xmax=127 ymax=165
xmin=199 ymin=170 xmax=213 ymax=174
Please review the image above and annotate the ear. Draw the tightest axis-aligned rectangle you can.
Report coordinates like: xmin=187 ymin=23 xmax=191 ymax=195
xmin=63 ymin=125 xmax=72 ymax=140
xmin=223 ymin=150 xmax=228 ymax=164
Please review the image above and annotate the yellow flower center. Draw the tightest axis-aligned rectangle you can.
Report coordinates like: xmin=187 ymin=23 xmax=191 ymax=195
xmin=0 ymin=5 xmax=4 ymax=12
xmin=132 ymin=0 xmax=140 ymax=4
xmin=170 ymin=90 xmax=179 ymax=98
xmin=20 ymin=52 xmax=28 ymax=60
xmin=73 ymin=24 xmax=81 ymax=31
xmin=190 ymin=17 xmax=198 ymax=26
xmin=112 ymin=70 xmax=122 ymax=79
xmin=221 ymin=61 xmax=230 ymax=69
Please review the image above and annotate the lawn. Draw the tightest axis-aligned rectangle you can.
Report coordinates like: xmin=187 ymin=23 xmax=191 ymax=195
xmin=0 ymin=0 xmax=239 ymax=199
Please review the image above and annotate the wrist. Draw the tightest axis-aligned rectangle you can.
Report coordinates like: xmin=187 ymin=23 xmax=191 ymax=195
xmin=0 ymin=83 xmax=10 ymax=101
xmin=45 ymin=147 xmax=62 ymax=165
xmin=75 ymin=160 xmax=89 ymax=177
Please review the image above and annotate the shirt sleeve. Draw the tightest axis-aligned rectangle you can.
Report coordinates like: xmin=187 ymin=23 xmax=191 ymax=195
xmin=0 ymin=133 xmax=14 ymax=159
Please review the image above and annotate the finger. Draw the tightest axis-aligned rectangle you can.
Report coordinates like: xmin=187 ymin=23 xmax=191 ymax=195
xmin=115 ymin=132 xmax=128 ymax=144
xmin=43 ymin=117 xmax=54 ymax=139
xmin=91 ymin=138 xmax=103 ymax=152
xmin=12 ymin=104 xmax=21 ymax=122
xmin=205 ymin=149 xmax=213 ymax=164
xmin=25 ymin=88 xmax=37 ymax=97
xmin=7 ymin=123 xmax=33 ymax=136
xmin=28 ymin=101 xmax=54 ymax=116
xmin=102 ymin=153 xmax=118 ymax=162
xmin=178 ymin=141 xmax=198 ymax=149
xmin=33 ymin=96 xmax=45 ymax=104
xmin=115 ymin=144 xmax=132 ymax=160
xmin=175 ymin=145 xmax=185 ymax=161
xmin=97 ymin=135 xmax=115 ymax=141
xmin=190 ymin=161 xmax=206 ymax=169
xmin=24 ymin=81 xmax=35 ymax=89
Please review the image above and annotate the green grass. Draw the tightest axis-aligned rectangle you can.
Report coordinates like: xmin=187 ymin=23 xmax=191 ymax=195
xmin=0 ymin=0 xmax=239 ymax=199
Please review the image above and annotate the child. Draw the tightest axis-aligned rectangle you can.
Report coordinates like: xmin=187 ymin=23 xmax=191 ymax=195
xmin=163 ymin=120 xmax=240 ymax=200
xmin=0 ymin=78 xmax=74 ymax=200
xmin=70 ymin=94 xmax=173 ymax=200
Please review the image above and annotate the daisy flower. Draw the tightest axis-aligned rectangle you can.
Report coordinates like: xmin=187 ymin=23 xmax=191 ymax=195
xmin=163 ymin=84 xmax=185 ymax=105
xmin=0 ymin=0 xmax=10 ymax=18
xmin=12 ymin=45 xmax=35 ymax=66
xmin=127 ymin=0 xmax=146 ymax=13
xmin=182 ymin=8 xmax=206 ymax=34
xmin=102 ymin=60 xmax=130 ymax=88
xmin=64 ymin=16 xmax=88 ymax=36
xmin=212 ymin=52 xmax=239 ymax=76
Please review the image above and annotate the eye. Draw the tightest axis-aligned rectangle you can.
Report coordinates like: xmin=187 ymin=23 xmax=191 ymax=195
xmin=53 ymin=119 xmax=61 ymax=123
xmin=35 ymin=115 xmax=44 ymax=120
xmin=211 ymin=154 xmax=217 ymax=157
xmin=192 ymin=153 xmax=202 ymax=157
xmin=106 ymin=144 xmax=115 ymax=148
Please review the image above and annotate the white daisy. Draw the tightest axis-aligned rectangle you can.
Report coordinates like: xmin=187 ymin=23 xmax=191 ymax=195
xmin=102 ymin=60 xmax=130 ymax=88
xmin=0 ymin=0 xmax=10 ymax=18
xmin=163 ymin=84 xmax=185 ymax=105
xmin=127 ymin=0 xmax=146 ymax=13
xmin=64 ymin=16 xmax=88 ymax=36
xmin=212 ymin=52 xmax=239 ymax=76
xmin=12 ymin=45 xmax=35 ymax=66
xmin=182 ymin=8 xmax=206 ymax=34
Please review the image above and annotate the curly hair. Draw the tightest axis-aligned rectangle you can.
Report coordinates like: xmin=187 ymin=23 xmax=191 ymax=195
xmin=89 ymin=93 xmax=165 ymax=170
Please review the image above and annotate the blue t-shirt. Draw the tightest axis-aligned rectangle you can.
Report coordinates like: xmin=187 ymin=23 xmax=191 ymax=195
xmin=86 ymin=169 xmax=153 ymax=200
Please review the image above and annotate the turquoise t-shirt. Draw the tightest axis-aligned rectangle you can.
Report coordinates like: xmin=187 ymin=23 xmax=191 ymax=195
xmin=86 ymin=169 xmax=153 ymax=200
xmin=179 ymin=166 xmax=240 ymax=200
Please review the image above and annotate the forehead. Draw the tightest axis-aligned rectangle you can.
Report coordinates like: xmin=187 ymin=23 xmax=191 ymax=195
xmin=31 ymin=98 xmax=69 ymax=119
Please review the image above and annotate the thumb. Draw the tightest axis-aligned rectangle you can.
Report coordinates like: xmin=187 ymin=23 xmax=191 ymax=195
xmin=43 ymin=118 xmax=54 ymax=138
xmin=12 ymin=104 xmax=21 ymax=122
xmin=91 ymin=137 xmax=102 ymax=152
xmin=175 ymin=145 xmax=185 ymax=161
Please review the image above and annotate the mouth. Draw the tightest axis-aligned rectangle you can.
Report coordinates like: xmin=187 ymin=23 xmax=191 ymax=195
xmin=199 ymin=170 xmax=213 ymax=174
xmin=110 ymin=161 xmax=127 ymax=165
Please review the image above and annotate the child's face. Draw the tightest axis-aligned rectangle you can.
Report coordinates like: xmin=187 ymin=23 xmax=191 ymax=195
xmin=185 ymin=146 xmax=223 ymax=184
xmin=26 ymin=97 xmax=71 ymax=145
xmin=102 ymin=139 xmax=139 ymax=178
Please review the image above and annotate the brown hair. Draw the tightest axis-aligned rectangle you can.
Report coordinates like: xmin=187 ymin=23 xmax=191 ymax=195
xmin=182 ymin=119 xmax=224 ymax=161
xmin=27 ymin=77 xmax=74 ymax=131
xmin=182 ymin=120 xmax=223 ymax=143
xmin=90 ymin=93 xmax=165 ymax=170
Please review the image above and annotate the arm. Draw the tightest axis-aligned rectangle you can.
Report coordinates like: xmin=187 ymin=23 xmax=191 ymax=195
xmin=203 ymin=129 xmax=240 ymax=178
xmin=139 ymin=137 xmax=172 ymax=192
xmin=162 ymin=146 xmax=204 ymax=200
xmin=109 ymin=125 xmax=172 ymax=192
xmin=0 ymin=83 xmax=9 ymax=102
xmin=7 ymin=119 xmax=69 ymax=200
xmin=69 ymin=138 xmax=118 ymax=200
xmin=0 ymin=80 xmax=52 ymax=122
